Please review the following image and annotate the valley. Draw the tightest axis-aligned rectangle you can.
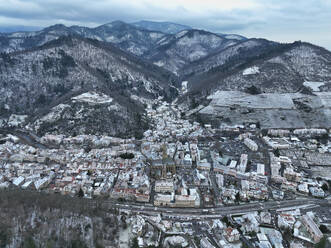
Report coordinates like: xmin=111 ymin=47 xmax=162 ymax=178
xmin=0 ymin=19 xmax=330 ymax=248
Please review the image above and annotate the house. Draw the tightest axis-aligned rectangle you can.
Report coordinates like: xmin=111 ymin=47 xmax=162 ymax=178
xmin=284 ymin=167 xmax=302 ymax=182
xmin=281 ymin=181 xmax=297 ymax=192
xmin=229 ymin=160 xmax=237 ymax=169
xmin=12 ymin=176 xmax=25 ymax=187
xmin=155 ymin=180 xmax=174 ymax=193
xmin=239 ymin=154 xmax=248 ymax=173
xmin=263 ymin=136 xmax=290 ymax=149
xmin=224 ymin=228 xmax=240 ymax=242
xmin=34 ymin=176 xmax=52 ymax=190
xmin=257 ymin=163 xmax=265 ymax=175
xmin=309 ymin=187 xmax=325 ymax=198
xmin=200 ymin=237 xmax=215 ymax=248
xmin=241 ymin=213 xmax=259 ymax=233
xmin=260 ymin=228 xmax=284 ymax=248
xmin=257 ymin=233 xmax=273 ymax=248
xmin=183 ymin=153 xmax=193 ymax=166
xmin=260 ymin=212 xmax=272 ymax=225
xmin=216 ymin=174 xmax=224 ymax=187
xmin=301 ymin=214 xmax=323 ymax=243
xmin=197 ymin=160 xmax=211 ymax=171
xmin=297 ymin=183 xmax=309 ymax=195
xmin=154 ymin=194 xmax=173 ymax=207
xmin=290 ymin=242 xmax=305 ymax=248
xmin=268 ymin=129 xmax=290 ymax=137
xmin=241 ymin=180 xmax=250 ymax=191
xmin=21 ymin=181 xmax=34 ymax=189
xmin=278 ymin=214 xmax=296 ymax=229
xmin=244 ymin=138 xmax=258 ymax=151
xmin=0 ymin=182 xmax=9 ymax=189
xmin=175 ymin=195 xmax=197 ymax=208
xmin=293 ymin=128 xmax=327 ymax=137
xmin=135 ymin=192 xmax=150 ymax=203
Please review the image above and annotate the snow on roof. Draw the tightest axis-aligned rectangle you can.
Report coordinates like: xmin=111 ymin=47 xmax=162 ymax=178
xmin=0 ymin=182 xmax=9 ymax=188
xmin=22 ymin=181 xmax=33 ymax=189
xmin=13 ymin=176 xmax=24 ymax=186
xmin=8 ymin=114 xmax=28 ymax=127
xmin=34 ymin=177 xmax=49 ymax=190
xmin=72 ymin=91 xmax=113 ymax=104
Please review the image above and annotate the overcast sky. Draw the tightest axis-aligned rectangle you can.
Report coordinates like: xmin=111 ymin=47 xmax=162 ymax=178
xmin=0 ymin=0 xmax=330 ymax=50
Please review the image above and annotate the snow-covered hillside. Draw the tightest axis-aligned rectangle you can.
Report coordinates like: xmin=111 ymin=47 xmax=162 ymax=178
xmin=0 ymin=21 xmax=168 ymax=56
xmin=188 ymin=42 xmax=331 ymax=95
xmin=182 ymin=39 xmax=276 ymax=77
xmin=0 ymin=36 xmax=174 ymax=136
xmin=145 ymin=29 xmax=241 ymax=74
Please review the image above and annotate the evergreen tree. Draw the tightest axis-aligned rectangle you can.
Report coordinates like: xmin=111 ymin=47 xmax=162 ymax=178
xmin=77 ymin=188 xmax=84 ymax=198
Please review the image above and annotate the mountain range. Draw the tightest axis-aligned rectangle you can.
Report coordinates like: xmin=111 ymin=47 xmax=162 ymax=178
xmin=132 ymin=20 xmax=192 ymax=34
xmin=0 ymin=20 xmax=330 ymax=135
xmin=0 ymin=20 xmax=248 ymax=72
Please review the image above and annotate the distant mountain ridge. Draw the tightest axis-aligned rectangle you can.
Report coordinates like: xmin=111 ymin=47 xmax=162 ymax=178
xmin=0 ymin=21 xmax=168 ymax=56
xmin=132 ymin=20 xmax=192 ymax=34
xmin=0 ymin=20 xmax=248 ymax=75
xmin=0 ymin=25 xmax=42 ymax=33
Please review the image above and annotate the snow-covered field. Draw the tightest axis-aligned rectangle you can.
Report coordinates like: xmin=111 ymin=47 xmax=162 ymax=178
xmin=72 ymin=92 xmax=113 ymax=104
xmin=181 ymin=81 xmax=188 ymax=94
xmin=200 ymin=90 xmax=331 ymax=128
xmin=303 ymin=81 xmax=325 ymax=92
xmin=243 ymin=66 xmax=260 ymax=75
xmin=207 ymin=91 xmax=299 ymax=109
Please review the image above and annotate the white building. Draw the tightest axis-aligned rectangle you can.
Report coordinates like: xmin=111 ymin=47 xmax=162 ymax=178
xmin=154 ymin=194 xmax=173 ymax=207
xmin=200 ymin=237 xmax=215 ymax=248
xmin=297 ymin=183 xmax=309 ymax=194
xmin=263 ymin=136 xmax=290 ymax=149
xmin=241 ymin=180 xmax=250 ymax=191
xmin=278 ymin=214 xmax=296 ymax=229
xmin=229 ymin=160 xmax=237 ymax=169
xmin=244 ymin=138 xmax=258 ymax=151
xmin=224 ymin=228 xmax=240 ymax=242
xmin=309 ymin=187 xmax=325 ymax=198
xmin=301 ymin=214 xmax=323 ymax=243
xmin=155 ymin=180 xmax=174 ymax=193
xmin=12 ymin=176 xmax=25 ymax=187
xmin=239 ymin=154 xmax=248 ymax=173
xmin=294 ymin=129 xmax=327 ymax=136
xmin=257 ymin=163 xmax=265 ymax=175
xmin=268 ymin=129 xmax=290 ymax=137
xmin=34 ymin=177 xmax=52 ymax=190
xmin=216 ymin=174 xmax=224 ymax=188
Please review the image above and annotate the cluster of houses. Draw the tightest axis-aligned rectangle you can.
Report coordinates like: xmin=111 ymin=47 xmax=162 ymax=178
xmin=125 ymin=206 xmax=326 ymax=248
xmin=1 ymin=99 xmax=330 ymax=248
xmin=0 ymin=135 xmax=149 ymax=200
xmin=1 ymin=102 xmax=329 ymax=209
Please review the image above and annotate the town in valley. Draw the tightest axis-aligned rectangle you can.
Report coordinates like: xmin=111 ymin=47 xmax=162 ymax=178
xmin=1 ymin=94 xmax=330 ymax=248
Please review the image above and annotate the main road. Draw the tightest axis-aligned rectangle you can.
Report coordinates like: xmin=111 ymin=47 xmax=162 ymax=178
xmin=100 ymin=198 xmax=327 ymax=219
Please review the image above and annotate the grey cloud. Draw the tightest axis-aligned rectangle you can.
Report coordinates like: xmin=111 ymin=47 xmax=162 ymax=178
xmin=0 ymin=0 xmax=330 ymax=50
